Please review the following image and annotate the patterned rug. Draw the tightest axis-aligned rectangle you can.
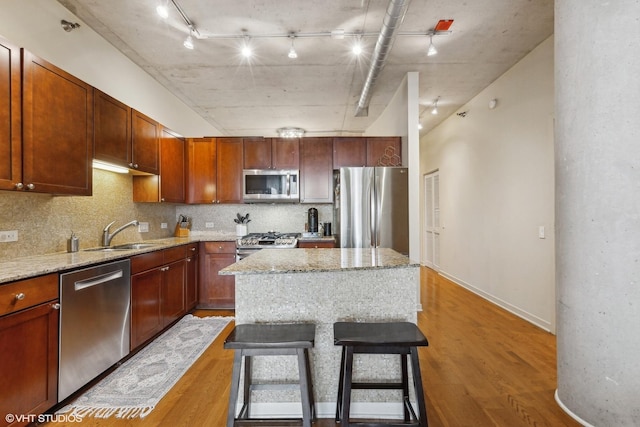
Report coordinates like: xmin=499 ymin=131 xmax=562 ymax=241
xmin=58 ymin=314 xmax=232 ymax=419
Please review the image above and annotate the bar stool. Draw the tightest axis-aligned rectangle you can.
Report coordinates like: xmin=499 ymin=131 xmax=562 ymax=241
xmin=224 ymin=323 xmax=316 ymax=427
xmin=333 ymin=321 xmax=429 ymax=427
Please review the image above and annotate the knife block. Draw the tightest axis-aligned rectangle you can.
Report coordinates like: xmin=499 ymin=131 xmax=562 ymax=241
xmin=174 ymin=223 xmax=190 ymax=237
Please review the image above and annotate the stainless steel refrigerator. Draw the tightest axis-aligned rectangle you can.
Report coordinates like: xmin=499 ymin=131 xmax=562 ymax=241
xmin=334 ymin=167 xmax=409 ymax=254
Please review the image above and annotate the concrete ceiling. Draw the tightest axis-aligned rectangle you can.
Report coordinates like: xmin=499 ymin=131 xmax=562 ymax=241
xmin=57 ymin=0 xmax=554 ymax=137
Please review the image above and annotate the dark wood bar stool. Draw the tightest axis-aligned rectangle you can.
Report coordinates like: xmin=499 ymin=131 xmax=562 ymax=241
xmin=333 ymin=321 xmax=429 ymax=427
xmin=223 ymin=323 xmax=316 ymax=427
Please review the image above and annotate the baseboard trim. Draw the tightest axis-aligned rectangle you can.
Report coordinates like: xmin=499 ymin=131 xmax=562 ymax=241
xmin=438 ymin=270 xmax=553 ymax=333
xmin=554 ymin=389 xmax=592 ymax=426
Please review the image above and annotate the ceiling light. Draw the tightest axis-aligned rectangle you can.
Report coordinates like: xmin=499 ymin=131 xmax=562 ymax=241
xmin=241 ymin=36 xmax=252 ymax=58
xmin=277 ymin=127 xmax=305 ymax=138
xmin=183 ymin=33 xmax=194 ymax=49
xmin=418 ymin=123 xmax=423 ymax=130
xmin=92 ymin=160 xmax=129 ymax=174
xmin=288 ymin=35 xmax=298 ymax=59
xmin=156 ymin=5 xmax=169 ymax=19
xmin=352 ymin=42 xmax=363 ymax=56
xmin=427 ymin=35 xmax=437 ymax=56
xmin=431 ymin=96 xmax=440 ymax=115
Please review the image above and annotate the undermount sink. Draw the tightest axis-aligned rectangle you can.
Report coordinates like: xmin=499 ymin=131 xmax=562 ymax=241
xmin=84 ymin=243 xmax=160 ymax=252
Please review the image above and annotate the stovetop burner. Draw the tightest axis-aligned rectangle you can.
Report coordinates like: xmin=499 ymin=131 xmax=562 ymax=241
xmin=237 ymin=232 xmax=301 ymax=249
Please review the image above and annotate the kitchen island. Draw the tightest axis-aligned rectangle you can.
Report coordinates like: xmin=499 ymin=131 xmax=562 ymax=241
xmin=220 ymin=247 xmax=420 ymax=420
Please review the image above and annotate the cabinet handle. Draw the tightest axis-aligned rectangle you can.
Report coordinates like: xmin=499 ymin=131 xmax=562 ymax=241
xmin=186 ymin=258 xmax=192 ymax=262
xmin=26 ymin=183 xmax=35 ymax=190
xmin=190 ymin=247 xmax=196 ymax=251
xmin=51 ymin=303 xmax=61 ymax=310
xmin=161 ymin=198 xmax=165 ymax=202
xmin=15 ymin=293 xmax=25 ymax=301
xmin=161 ymin=266 xmax=169 ymax=271
xmin=14 ymin=182 xmax=23 ymax=190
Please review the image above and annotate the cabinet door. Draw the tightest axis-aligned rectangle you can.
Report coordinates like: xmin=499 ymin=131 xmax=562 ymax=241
xmin=333 ymin=137 xmax=367 ymax=168
xmin=198 ymin=242 xmax=236 ymax=309
xmin=93 ymin=89 xmax=131 ymax=167
xmin=131 ymin=268 xmax=162 ymax=350
xmin=186 ymin=138 xmax=217 ymax=204
xmin=367 ymin=136 xmax=402 ymax=166
xmin=243 ymin=137 xmax=270 ymax=169
xmin=22 ymin=50 xmax=93 ymax=195
xmin=272 ymin=138 xmax=300 ymax=169
xmin=300 ymin=137 xmax=333 ymax=203
xmin=161 ymin=259 xmax=186 ymax=327
xmin=0 ymin=37 xmax=21 ymax=191
xmin=159 ymin=127 xmax=185 ymax=203
xmin=0 ymin=302 xmax=58 ymax=421
xmin=131 ymin=109 xmax=159 ymax=174
xmin=216 ymin=137 xmax=243 ymax=203
xmin=185 ymin=244 xmax=198 ymax=311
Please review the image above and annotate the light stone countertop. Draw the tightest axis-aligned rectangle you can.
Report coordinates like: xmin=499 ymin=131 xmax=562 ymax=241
xmin=0 ymin=232 xmax=237 ymax=285
xmin=220 ymin=247 xmax=417 ymax=275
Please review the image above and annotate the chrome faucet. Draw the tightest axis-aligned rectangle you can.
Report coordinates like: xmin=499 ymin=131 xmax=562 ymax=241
xmin=102 ymin=220 xmax=139 ymax=246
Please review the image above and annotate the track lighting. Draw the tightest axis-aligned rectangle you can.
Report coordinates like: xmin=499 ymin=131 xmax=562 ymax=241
xmin=183 ymin=33 xmax=194 ymax=50
xmin=288 ymin=35 xmax=298 ymax=59
xmin=427 ymin=35 xmax=437 ymax=56
xmin=156 ymin=5 xmax=169 ymax=19
xmin=241 ymin=39 xmax=252 ymax=58
xmin=352 ymin=35 xmax=363 ymax=56
xmin=431 ymin=97 xmax=440 ymax=115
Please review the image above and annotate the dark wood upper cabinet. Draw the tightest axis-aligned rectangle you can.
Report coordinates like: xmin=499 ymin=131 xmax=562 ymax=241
xmin=132 ymin=126 xmax=185 ymax=203
xmin=186 ymin=137 xmax=217 ymax=204
xmin=131 ymin=109 xmax=160 ymax=175
xmin=244 ymin=137 xmax=299 ymax=169
xmin=300 ymin=137 xmax=333 ymax=203
xmin=366 ymin=136 xmax=402 ymax=166
xmin=94 ymin=89 xmax=132 ymax=167
xmin=21 ymin=50 xmax=93 ymax=195
xmin=333 ymin=137 xmax=367 ymax=168
xmin=216 ymin=137 xmax=243 ymax=203
xmin=0 ymin=37 xmax=21 ymax=191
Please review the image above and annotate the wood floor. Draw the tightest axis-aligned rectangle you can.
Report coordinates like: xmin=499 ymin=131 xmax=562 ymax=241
xmin=46 ymin=267 xmax=580 ymax=427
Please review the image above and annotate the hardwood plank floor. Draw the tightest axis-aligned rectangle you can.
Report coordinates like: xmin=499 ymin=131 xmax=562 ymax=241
xmin=46 ymin=267 xmax=579 ymax=426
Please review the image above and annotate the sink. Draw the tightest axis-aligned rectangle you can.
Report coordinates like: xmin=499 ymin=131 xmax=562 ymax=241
xmin=112 ymin=243 xmax=160 ymax=250
xmin=84 ymin=243 xmax=160 ymax=252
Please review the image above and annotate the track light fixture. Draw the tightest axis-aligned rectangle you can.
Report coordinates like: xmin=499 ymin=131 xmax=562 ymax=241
xmin=61 ymin=20 xmax=81 ymax=32
xmin=288 ymin=35 xmax=298 ymax=59
xmin=183 ymin=31 xmax=194 ymax=49
xmin=427 ymin=35 xmax=437 ymax=56
xmin=431 ymin=96 xmax=440 ymax=115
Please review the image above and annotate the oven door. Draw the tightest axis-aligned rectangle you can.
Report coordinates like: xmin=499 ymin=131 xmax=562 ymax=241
xmin=243 ymin=169 xmax=299 ymax=203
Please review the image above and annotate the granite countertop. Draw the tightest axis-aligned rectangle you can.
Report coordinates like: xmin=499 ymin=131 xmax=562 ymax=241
xmin=220 ymin=247 xmax=418 ymax=275
xmin=0 ymin=232 xmax=237 ymax=285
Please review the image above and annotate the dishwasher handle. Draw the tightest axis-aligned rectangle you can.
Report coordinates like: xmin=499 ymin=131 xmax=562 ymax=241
xmin=74 ymin=270 xmax=124 ymax=291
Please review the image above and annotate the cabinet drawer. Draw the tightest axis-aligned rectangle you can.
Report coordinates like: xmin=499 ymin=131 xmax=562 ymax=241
xmin=298 ymin=240 xmax=335 ymax=249
xmin=203 ymin=242 xmax=235 ymax=254
xmin=0 ymin=274 xmax=58 ymax=316
xmin=164 ymin=245 xmax=187 ymax=264
xmin=131 ymin=250 xmax=165 ymax=274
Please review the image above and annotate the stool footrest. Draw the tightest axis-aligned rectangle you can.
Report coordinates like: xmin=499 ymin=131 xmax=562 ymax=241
xmin=351 ymin=382 xmax=405 ymax=390
xmin=234 ymin=418 xmax=304 ymax=426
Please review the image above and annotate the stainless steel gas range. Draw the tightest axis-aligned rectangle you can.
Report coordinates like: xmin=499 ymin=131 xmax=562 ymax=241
xmin=236 ymin=232 xmax=301 ymax=260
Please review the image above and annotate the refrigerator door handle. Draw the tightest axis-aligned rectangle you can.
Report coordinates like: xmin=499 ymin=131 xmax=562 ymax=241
xmin=370 ymin=185 xmax=376 ymax=247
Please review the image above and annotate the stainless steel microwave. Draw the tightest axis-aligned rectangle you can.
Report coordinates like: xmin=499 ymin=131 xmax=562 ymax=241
xmin=243 ymin=169 xmax=299 ymax=203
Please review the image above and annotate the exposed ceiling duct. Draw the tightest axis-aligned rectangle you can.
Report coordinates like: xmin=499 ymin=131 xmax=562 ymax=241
xmin=354 ymin=0 xmax=410 ymax=117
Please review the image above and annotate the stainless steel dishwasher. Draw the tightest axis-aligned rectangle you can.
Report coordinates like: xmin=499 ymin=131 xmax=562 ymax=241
xmin=58 ymin=259 xmax=131 ymax=402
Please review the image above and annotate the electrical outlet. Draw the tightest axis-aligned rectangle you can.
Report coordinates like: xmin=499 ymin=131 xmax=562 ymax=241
xmin=0 ymin=230 xmax=18 ymax=242
xmin=138 ymin=222 xmax=149 ymax=233
xmin=160 ymin=222 xmax=168 ymax=229
xmin=205 ymin=222 xmax=214 ymax=228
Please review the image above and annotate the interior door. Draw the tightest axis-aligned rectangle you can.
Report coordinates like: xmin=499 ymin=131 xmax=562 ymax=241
xmin=424 ymin=171 xmax=440 ymax=270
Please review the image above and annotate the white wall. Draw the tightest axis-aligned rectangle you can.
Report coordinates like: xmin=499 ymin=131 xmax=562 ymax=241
xmin=365 ymin=72 xmax=421 ymax=262
xmin=0 ymin=0 xmax=221 ymax=137
xmin=420 ymin=37 xmax=555 ymax=332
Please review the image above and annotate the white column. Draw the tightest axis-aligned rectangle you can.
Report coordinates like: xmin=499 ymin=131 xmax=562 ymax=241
xmin=555 ymin=1 xmax=640 ymax=426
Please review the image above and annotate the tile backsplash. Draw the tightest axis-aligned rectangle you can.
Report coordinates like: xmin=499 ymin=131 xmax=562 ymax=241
xmin=0 ymin=169 xmax=333 ymax=261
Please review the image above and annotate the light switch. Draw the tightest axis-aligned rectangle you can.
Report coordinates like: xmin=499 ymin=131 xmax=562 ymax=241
xmin=538 ymin=226 xmax=545 ymax=239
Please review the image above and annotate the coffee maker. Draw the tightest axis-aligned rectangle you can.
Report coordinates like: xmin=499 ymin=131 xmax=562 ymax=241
xmin=307 ymin=208 xmax=318 ymax=234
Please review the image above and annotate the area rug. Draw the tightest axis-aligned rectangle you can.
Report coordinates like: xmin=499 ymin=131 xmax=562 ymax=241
xmin=58 ymin=314 xmax=232 ymax=419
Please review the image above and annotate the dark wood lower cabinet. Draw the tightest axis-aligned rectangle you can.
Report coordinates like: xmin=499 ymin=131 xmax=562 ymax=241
xmin=130 ymin=246 xmax=189 ymax=350
xmin=185 ymin=244 xmax=198 ymax=311
xmin=198 ymin=242 xmax=236 ymax=309
xmin=0 ymin=302 xmax=59 ymax=427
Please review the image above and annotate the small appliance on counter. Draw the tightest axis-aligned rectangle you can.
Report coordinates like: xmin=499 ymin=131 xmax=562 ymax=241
xmin=175 ymin=214 xmax=191 ymax=237
xmin=307 ymin=208 xmax=318 ymax=233
xmin=323 ymin=222 xmax=332 ymax=236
